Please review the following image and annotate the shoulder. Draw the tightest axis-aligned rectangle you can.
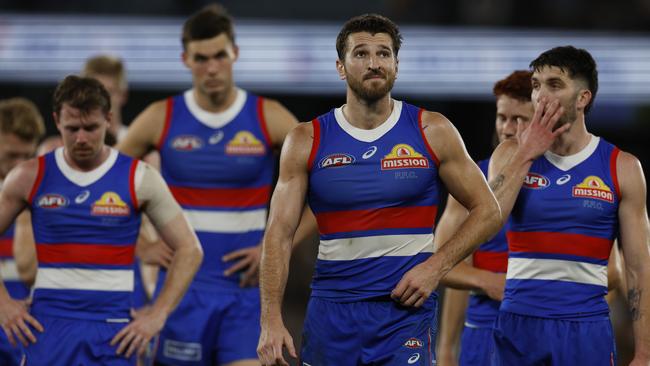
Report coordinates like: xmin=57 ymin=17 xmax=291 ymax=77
xmin=616 ymin=150 xmax=645 ymax=187
xmin=420 ymin=110 xmax=454 ymax=132
xmin=3 ymin=157 xmax=41 ymax=201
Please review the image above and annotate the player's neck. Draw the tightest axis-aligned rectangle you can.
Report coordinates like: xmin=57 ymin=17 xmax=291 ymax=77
xmin=193 ymin=86 xmax=238 ymax=113
xmin=63 ymin=145 xmax=111 ymax=172
xmin=549 ymin=117 xmax=591 ymax=156
xmin=343 ymin=92 xmax=393 ymax=130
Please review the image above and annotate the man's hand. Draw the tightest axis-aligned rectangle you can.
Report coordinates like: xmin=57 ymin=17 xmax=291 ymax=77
xmin=257 ymin=318 xmax=297 ymax=366
xmin=223 ymin=245 xmax=261 ymax=287
xmin=0 ymin=297 xmax=43 ymax=347
xmin=137 ymin=240 xmax=174 ymax=268
xmin=111 ymin=306 xmax=167 ymax=358
xmin=515 ymin=98 xmax=568 ymax=162
xmin=391 ymin=260 xmax=440 ymax=308
xmin=478 ymin=271 xmax=506 ymax=301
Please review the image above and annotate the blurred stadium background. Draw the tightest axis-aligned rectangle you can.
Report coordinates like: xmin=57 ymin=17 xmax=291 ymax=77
xmin=1 ymin=0 xmax=647 ymax=363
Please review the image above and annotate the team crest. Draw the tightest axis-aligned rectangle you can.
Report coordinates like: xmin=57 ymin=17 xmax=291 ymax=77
xmin=381 ymin=144 xmax=429 ymax=170
xmin=572 ymin=176 xmax=614 ymax=203
xmin=319 ymin=153 xmax=355 ymax=168
xmin=91 ymin=192 xmax=130 ymax=216
xmin=36 ymin=194 xmax=68 ymax=209
xmin=523 ymin=173 xmax=550 ymax=189
xmin=171 ymin=135 xmax=203 ymax=151
xmin=225 ymin=131 xmax=266 ymax=155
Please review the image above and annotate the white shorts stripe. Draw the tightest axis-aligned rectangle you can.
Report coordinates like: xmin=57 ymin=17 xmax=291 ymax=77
xmin=317 ymin=234 xmax=434 ymax=261
xmin=183 ymin=208 xmax=267 ymax=234
xmin=506 ymin=257 xmax=607 ymax=287
xmin=0 ymin=259 xmax=20 ymax=281
xmin=34 ymin=267 xmax=134 ymax=291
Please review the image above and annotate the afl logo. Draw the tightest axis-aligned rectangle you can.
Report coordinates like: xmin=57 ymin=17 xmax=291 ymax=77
xmin=523 ymin=173 xmax=549 ymax=189
xmin=319 ymin=153 xmax=355 ymax=168
xmin=37 ymin=194 xmax=68 ymax=209
xmin=171 ymin=135 xmax=203 ymax=151
xmin=403 ymin=338 xmax=423 ymax=349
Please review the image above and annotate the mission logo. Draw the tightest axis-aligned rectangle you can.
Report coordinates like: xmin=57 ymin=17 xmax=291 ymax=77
xmin=381 ymin=144 xmax=429 ymax=170
xmin=572 ymin=176 xmax=614 ymax=203
xmin=225 ymin=131 xmax=266 ymax=155
xmin=91 ymin=192 xmax=131 ymax=216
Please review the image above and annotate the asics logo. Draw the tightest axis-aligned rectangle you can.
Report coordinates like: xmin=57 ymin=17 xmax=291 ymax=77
xmin=362 ymin=146 xmax=378 ymax=159
xmin=75 ymin=190 xmax=90 ymax=204
xmin=556 ymin=174 xmax=571 ymax=185
xmin=209 ymin=131 xmax=224 ymax=145
xmin=408 ymin=353 xmax=420 ymax=364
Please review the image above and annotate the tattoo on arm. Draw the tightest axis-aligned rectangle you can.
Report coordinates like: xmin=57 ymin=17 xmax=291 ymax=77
xmin=489 ymin=174 xmax=505 ymax=192
xmin=628 ymin=288 xmax=642 ymax=321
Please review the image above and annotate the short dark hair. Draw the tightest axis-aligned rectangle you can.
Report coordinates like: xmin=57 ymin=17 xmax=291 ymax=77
xmin=493 ymin=70 xmax=533 ymax=102
xmin=182 ymin=4 xmax=235 ymax=50
xmin=530 ymin=46 xmax=598 ymax=114
xmin=336 ymin=14 xmax=402 ymax=60
xmin=0 ymin=98 xmax=45 ymax=142
xmin=52 ymin=75 xmax=111 ymax=116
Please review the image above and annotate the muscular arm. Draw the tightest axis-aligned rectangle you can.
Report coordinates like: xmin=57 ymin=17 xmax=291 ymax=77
xmin=616 ymin=152 xmax=650 ymax=363
xmin=436 ymin=195 xmax=505 ymax=300
xmin=137 ymin=163 xmax=203 ymax=313
xmin=0 ymin=159 xmax=43 ymax=345
xmin=257 ymin=123 xmax=313 ymax=364
xmin=112 ymin=162 xmax=203 ymax=357
xmin=116 ymin=100 xmax=167 ymax=158
xmin=391 ymin=112 xmax=500 ymax=308
xmin=422 ymin=112 xmax=501 ymax=279
xmin=12 ymin=210 xmax=36 ymax=287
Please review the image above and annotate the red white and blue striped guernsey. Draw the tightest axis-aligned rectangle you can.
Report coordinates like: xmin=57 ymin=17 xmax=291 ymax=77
xmin=307 ymin=100 xmax=442 ymax=301
xmin=502 ymin=135 xmax=619 ymax=319
xmin=29 ymin=148 xmax=141 ymax=322
xmin=157 ymin=89 xmax=274 ymax=289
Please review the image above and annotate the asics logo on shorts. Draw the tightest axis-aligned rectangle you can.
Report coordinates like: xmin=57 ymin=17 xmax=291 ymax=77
xmin=408 ymin=353 xmax=421 ymax=364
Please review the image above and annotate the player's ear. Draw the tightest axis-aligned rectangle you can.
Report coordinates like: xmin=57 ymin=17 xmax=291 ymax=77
xmin=336 ymin=59 xmax=346 ymax=80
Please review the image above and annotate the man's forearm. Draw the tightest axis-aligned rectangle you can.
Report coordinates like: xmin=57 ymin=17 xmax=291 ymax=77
xmin=490 ymin=151 xmax=534 ymax=223
xmin=431 ymin=201 xmax=501 ymax=279
xmin=628 ymin=267 xmax=650 ymax=359
xmin=441 ymin=261 xmax=488 ymax=291
xmin=151 ymin=243 xmax=202 ymax=316
xmin=260 ymin=231 xmax=293 ymax=323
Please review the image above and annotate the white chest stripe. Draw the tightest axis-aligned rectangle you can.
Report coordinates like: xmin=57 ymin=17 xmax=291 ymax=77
xmin=506 ymin=257 xmax=607 ymax=287
xmin=183 ymin=208 xmax=267 ymax=234
xmin=34 ymin=267 xmax=134 ymax=291
xmin=317 ymin=234 xmax=434 ymax=261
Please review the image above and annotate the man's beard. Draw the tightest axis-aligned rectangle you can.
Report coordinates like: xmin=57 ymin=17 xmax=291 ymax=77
xmin=554 ymin=96 xmax=578 ymax=130
xmin=347 ymin=70 xmax=395 ymax=102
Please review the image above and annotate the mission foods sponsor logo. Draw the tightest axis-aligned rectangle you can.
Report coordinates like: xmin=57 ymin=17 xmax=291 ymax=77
xmin=91 ymin=192 xmax=130 ymax=216
xmin=403 ymin=337 xmax=423 ymax=349
xmin=381 ymin=144 xmax=429 ymax=170
xmin=37 ymin=194 xmax=68 ymax=209
xmin=523 ymin=173 xmax=549 ymax=189
xmin=225 ymin=131 xmax=266 ymax=155
xmin=319 ymin=153 xmax=355 ymax=168
xmin=171 ymin=135 xmax=203 ymax=151
xmin=572 ymin=176 xmax=614 ymax=203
